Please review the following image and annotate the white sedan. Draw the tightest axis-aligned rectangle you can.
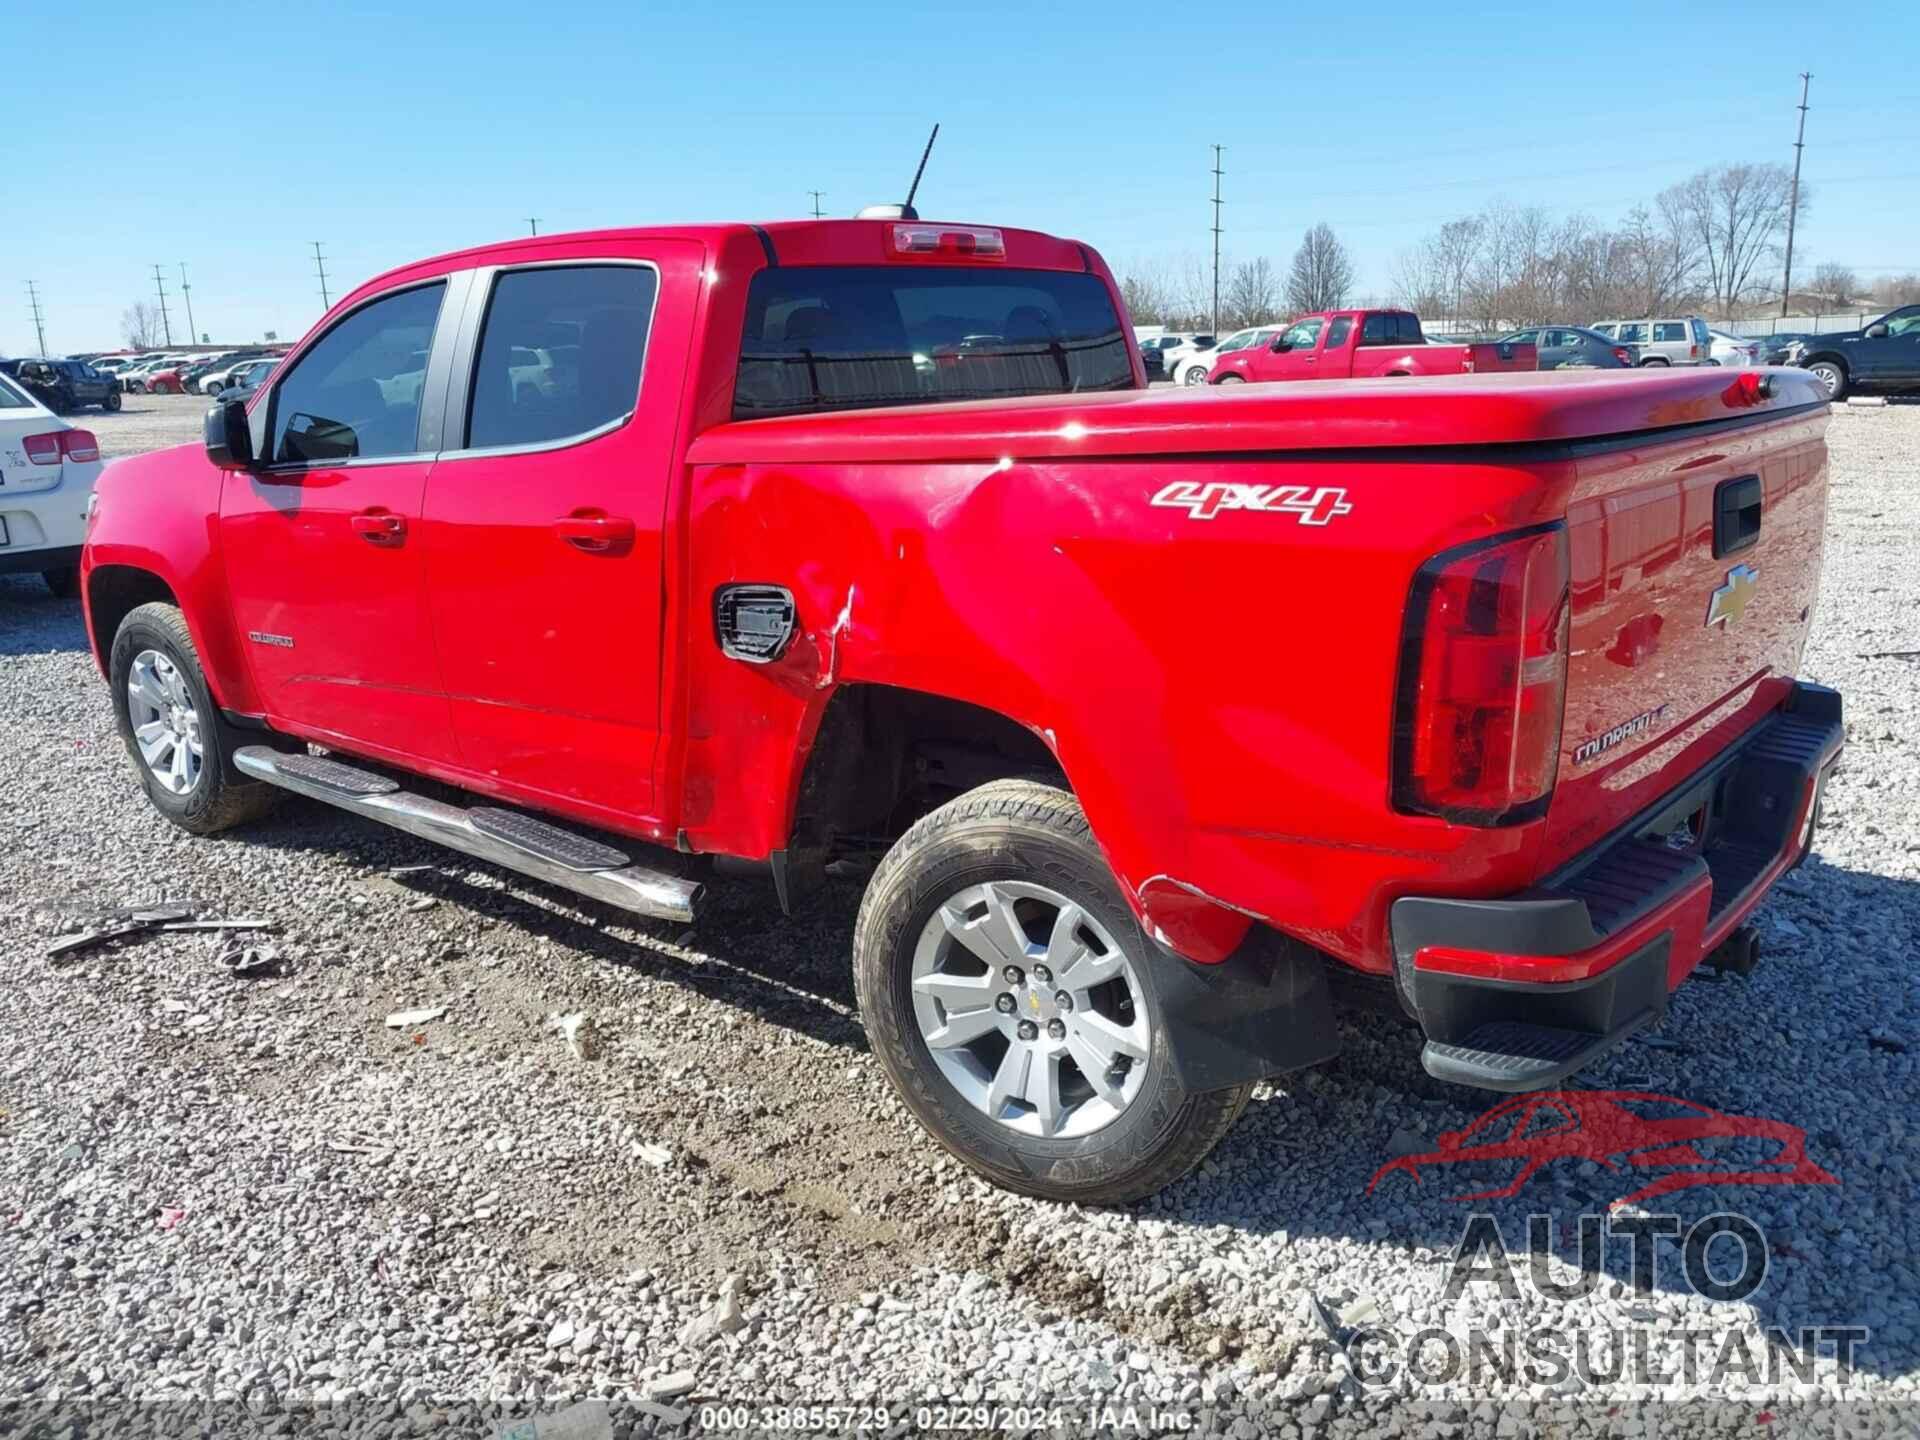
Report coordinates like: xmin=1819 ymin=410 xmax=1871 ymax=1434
xmin=1707 ymin=329 xmax=1763 ymax=367
xmin=1171 ymin=325 xmax=1282 ymax=385
xmin=0 ymin=369 xmax=104 ymax=598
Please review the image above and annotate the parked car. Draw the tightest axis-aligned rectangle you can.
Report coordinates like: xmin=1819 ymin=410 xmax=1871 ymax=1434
xmin=82 ymin=215 xmax=1841 ymax=1204
xmin=1139 ymin=332 xmax=1201 ymax=381
xmin=0 ymin=369 xmax=103 ymax=597
xmin=1172 ymin=325 xmax=1281 ymax=385
xmin=207 ymin=356 xmax=280 ymax=398
xmin=1209 ymin=309 xmax=1536 ymax=383
xmin=1586 ymin=317 xmax=1713 ymax=366
xmin=177 ymin=355 xmax=239 ymax=392
xmin=1496 ymin=326 xmax=1635 ymax=371
xmin=0 ymin=358 xmax=123 ymax=413
xmin=1791 ymin=305 xmax=1920 ymax=401
xmin=120 ymin=356 xmax=190 ymax=394
xmin=142 ymin=364 xmax=191 ymax=395
xmin=1138 ymin=343 xmax=1165 ymax=380
xmin=1706 ymin=329 xmax=1763 ymax=368
xmin=1160 ymin=333 xmax=1215 ymax=377
xmin=1757 ymin=332 xmax=1815 ymax=366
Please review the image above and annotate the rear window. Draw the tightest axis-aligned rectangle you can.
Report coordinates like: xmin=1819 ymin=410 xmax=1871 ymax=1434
xmin=0 ymin=374 xmax=32 ymax=409
xmin=733 ymin=266 xmax=1133 ymax=420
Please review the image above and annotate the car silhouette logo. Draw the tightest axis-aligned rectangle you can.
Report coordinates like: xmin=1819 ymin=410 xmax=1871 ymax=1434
xmin=1366 ymin=1090 xmax=1836 ymax=1209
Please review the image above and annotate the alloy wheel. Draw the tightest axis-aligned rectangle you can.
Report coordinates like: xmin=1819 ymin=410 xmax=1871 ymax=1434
xmin=126 ymin=649 xmax=205 ymax=795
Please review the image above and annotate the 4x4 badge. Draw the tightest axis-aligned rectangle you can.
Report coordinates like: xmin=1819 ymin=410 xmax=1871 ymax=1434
xmin=1150 ymin=481 xmax=1353 ymax=524
xmin=1706 ymin=563 xmax=1759 ymax=628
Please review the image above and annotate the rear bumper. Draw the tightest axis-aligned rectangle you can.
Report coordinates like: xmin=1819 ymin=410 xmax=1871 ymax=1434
xmin=1390 ymin=681 xmax=1844 ymax=1091
xmin=0 ymin=543 xmax=82 ymax=577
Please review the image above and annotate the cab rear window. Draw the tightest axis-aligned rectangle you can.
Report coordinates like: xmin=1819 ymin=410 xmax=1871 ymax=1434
xmin=733 ymin=266 xmax=1134 ymax=419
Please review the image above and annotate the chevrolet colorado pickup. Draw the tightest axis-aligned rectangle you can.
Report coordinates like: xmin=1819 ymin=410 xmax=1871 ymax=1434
xmin=80 ymin=218 xmax=1843 ymax=1204
xmin=1209 ymin=308 xmax=1534 ymax=384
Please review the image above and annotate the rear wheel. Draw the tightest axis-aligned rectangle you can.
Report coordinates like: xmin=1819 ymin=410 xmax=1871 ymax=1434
xmin=1640 ymin=357 xmax=1670 ymax=367
xmin=1214 ymin=373 xmax=1246 ymax=385
xmin=109 ymin=602 xmax=278 ymax=835
xmin=101 ymin=388 xmax=122 ymax=412
xmin=1806 ymin=360 xmax=1847 ymax=401
xmin=854 ymin=778 xmax=1253 ymax=1205
xmin=1181 ymin=365 xmax=1208 ymax=386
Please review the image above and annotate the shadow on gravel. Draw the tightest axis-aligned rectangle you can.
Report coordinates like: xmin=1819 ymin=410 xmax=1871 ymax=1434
xmin=0 ymin=578 xmax=88 ymax=653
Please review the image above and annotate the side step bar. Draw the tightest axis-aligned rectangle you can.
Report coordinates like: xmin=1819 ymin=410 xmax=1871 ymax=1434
xmin=233 ymin=746 xmax=702 ymax=925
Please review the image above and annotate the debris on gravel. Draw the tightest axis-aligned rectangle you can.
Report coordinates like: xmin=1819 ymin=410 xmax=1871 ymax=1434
xmin=1 ymin=393 xmax=1915 ymax=1428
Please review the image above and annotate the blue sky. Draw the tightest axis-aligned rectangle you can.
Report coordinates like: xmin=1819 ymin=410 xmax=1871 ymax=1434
xmin=6 ymin=0 xmax=1915 ymax=352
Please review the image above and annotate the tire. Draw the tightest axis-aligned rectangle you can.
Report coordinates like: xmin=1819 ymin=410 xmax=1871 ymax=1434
xmin=853 ymin=778 xmax=1254 ymax=1205
xmin=42 ymin=567 xmax=80 ymax=600
xmin=1181 ymin=365 xmax=1208 ymax=386
xmin=101 ymin=388 xmax=122 ymax=412
xmin=1639 ymin=357 xmax=1669 ymax=367
xmin=1214 ymin=373 xmax=1246 ymax=385
xmin=1806 ymin=360 xmax=1847 ymax=401
xmin=109 ymin=601 xmax=278 ymax=835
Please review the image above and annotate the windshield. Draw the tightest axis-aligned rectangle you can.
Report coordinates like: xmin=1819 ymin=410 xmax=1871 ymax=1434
xmin=734 ymin=266 xmax=1134 ymax=420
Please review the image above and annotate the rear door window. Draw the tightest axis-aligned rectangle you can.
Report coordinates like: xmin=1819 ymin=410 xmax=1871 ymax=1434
xmin=734 ymin=266 xmax=1133 ymax=419
xmin=464 ymin=265 xmax=658 ymax=450
xmin=1617 ymin=322 xmax=1649 ymax=343
xmin=269 ymin=282 xmax=446 ymax=465
xmin=1324 ymin=316 xmax=1354 ymax=348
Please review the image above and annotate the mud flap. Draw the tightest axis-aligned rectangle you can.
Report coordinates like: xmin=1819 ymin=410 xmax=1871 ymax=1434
xmin=1152 ymin=926 xmax=1340 ymax=1091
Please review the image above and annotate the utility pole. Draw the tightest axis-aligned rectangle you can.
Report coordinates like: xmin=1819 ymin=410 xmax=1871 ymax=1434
xmin=152 ymin=265 xmax=175 ymax=347
xmin=25 ymin=282 xmax=48 ymax=356
xmin=312 ymin=242 xmax=332 ymax=311
xmin=1210 ymin=144 xmax=1224 ymax=336
xmin=808 ymin=190 xmax=826 ymax=219
xmin=527 ymin=217 xmax=541 ymax=236
xmin=179 ymin=263 xmax=198 ymax=346
xmin=1781 ymin=71 xmax=1811 ymax=318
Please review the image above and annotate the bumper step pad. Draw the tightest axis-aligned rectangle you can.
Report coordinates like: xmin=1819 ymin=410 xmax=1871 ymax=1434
xmin=1422 ymin=1019 xmax=1645 ymax=1092
xmin=470 ymin=808 xmax=629 ymax=873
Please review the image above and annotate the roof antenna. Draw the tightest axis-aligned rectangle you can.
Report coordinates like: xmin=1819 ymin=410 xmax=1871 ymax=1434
xmin=856 ymin=123 xmax=940 ymax=221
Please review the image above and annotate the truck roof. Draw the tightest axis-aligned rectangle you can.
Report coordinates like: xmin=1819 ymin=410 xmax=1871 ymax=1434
xmin=689 ymin=366 xmax=1826 ymax=465
xmin=350 ymin=219 xmax=1096 ymax=300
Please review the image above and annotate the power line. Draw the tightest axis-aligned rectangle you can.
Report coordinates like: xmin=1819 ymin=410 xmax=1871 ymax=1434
xmin=808 ymin=190 xmax=826 ymax=219
xmin=179 ymin=263 xmax=198 ymax=346
xmin=312 ymin=242 xmax=332 ymax=311
xmin=25 ymin=282 xmax=48 ymax=356
xmin=151 ymin=265 xmax=174 ymax=347
xmin=1782 ymin=72 xmax=1812 ymax=317
xmin=1210 ymin=144 xmax=1224 ymax=336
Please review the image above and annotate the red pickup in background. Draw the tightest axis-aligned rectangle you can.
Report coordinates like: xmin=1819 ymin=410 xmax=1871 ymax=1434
xmin=1209 ymin=308 xmax=1536 ymax=383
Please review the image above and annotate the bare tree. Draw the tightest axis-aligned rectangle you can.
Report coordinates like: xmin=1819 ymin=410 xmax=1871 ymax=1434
xmin=1664 ymin=163 xmax=1802 ymax=318
xmin=1872 ymin=273 xmax=1920 ymax=308
xmin=1809 ymin=263 xmax=1858 ymax=305
xmin=1285 ymin=224 xmax=1354 ymax=313
xmin=1615 ymin=201 xmax=1702 ymax=318
xmin=1119 ymin=269 xmax=1172 ymax=327
xmin=1428 ymin=217 xmax=1484 ymax=326
xmin=1224 ymin=257 xmax=1282 ymax=327
xmin=1388 ymin=245 xmax=1446 ymax=315
xmin=123 ymin=301 xmax=161 ymax=350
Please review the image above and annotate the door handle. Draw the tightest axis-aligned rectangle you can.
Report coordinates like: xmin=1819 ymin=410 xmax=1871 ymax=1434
xmin=553 ymin=512 xmax=636 ymax=553
xmin=351 ymin=510 xmax=406 ymax=545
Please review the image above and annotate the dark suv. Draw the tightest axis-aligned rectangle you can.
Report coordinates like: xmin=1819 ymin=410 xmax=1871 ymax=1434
xmin=0 ymin=358 xmax=122 ymax=413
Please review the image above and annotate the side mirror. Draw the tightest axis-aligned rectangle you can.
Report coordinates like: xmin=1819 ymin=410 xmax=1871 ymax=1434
xmin=1270 ymin=338 xmax=1291 ymax=353
xmin=1865 ymin=322 xmax=1889 ymax=338
xmin=204 ymin=397 xmax=256 ymax=471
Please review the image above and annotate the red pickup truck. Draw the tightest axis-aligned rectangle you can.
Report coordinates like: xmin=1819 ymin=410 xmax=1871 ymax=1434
xmin=80 ymin=217 xmax=1842 ymax=1205
xmin=1209 ymin=308 xmax=1535 ymax=384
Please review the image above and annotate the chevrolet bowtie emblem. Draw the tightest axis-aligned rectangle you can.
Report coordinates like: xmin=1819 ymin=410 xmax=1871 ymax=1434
xmin=1706 ymin=563 xmax=1760 ymax=628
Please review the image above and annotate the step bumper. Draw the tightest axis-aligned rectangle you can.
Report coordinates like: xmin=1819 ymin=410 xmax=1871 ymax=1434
xmin=1389 ymin=682 xmax=1844 ymax=1092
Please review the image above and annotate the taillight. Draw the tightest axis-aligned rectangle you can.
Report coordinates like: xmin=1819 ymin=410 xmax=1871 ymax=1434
xmin=23 ymin=433 xmax=63 ymax=465
xmin=1392 ymin=526 xmax=1570 ymax=825
xmin=1689 ymin=344 xmax=1700 ymax=359
xmin=61 ymin=430 xmax=100 ymax=463
xmin=887 ymin=223 xmax=1005 ymax=261
xmin=1613 ymin=347 xmax=1631 ymax=366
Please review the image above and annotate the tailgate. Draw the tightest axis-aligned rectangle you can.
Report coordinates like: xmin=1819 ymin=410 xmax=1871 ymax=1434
xmin=1467 ymin=340 xmax=1537 ymax=373
xmin=1541 ymin=402 xmax=1830 ymax=867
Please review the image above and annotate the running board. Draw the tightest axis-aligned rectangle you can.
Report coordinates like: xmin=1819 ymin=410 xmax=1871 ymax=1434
xmin=232 ymin=746 xmax=702 ymax=924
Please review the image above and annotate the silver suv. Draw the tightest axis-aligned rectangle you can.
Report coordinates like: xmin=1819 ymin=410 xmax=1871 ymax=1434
xmin=1587 ymin=317 xmax=1713 ymax=366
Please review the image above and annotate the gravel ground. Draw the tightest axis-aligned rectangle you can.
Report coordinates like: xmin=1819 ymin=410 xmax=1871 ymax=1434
xmin=2 ymin=394 xmax=1916 ymax=1436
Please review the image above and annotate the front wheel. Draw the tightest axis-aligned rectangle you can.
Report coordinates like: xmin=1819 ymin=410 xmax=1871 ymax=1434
xmin=1806 ymin=360 xmax=1848 ymax=401
xmin=1181 ymin=365 xmax=1208 ymax=386
xmin=853 ymin=778 xmax=1253 ymax=1205
xmin=110 ymin=602 xmax=278 ymax=835
xmin=101 ymin=388 xmax=122 ymax=412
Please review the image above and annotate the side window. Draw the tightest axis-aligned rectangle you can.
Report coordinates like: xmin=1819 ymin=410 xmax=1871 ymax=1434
xmin=269 ymin=282 xmax=446 ymax=465
xmin=1280 ymin=318 xmax=1324 ymax=350
xmin=1653 ymin=322 xmax=1686 ymax=343
xmin=1617 ymin=322 xmax=1649 ymax=343
xmin=465 ymin=265 xmax=658 ymax=451
xmin=1396 ymin=314 xmax=1424 ymax=343
xmin=1324 ymin=316 xmax=1353 ymax=348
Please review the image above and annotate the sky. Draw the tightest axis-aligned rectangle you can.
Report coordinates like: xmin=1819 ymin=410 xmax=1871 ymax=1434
xmin=5 ymin=0 xmax=1916 ymax=354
